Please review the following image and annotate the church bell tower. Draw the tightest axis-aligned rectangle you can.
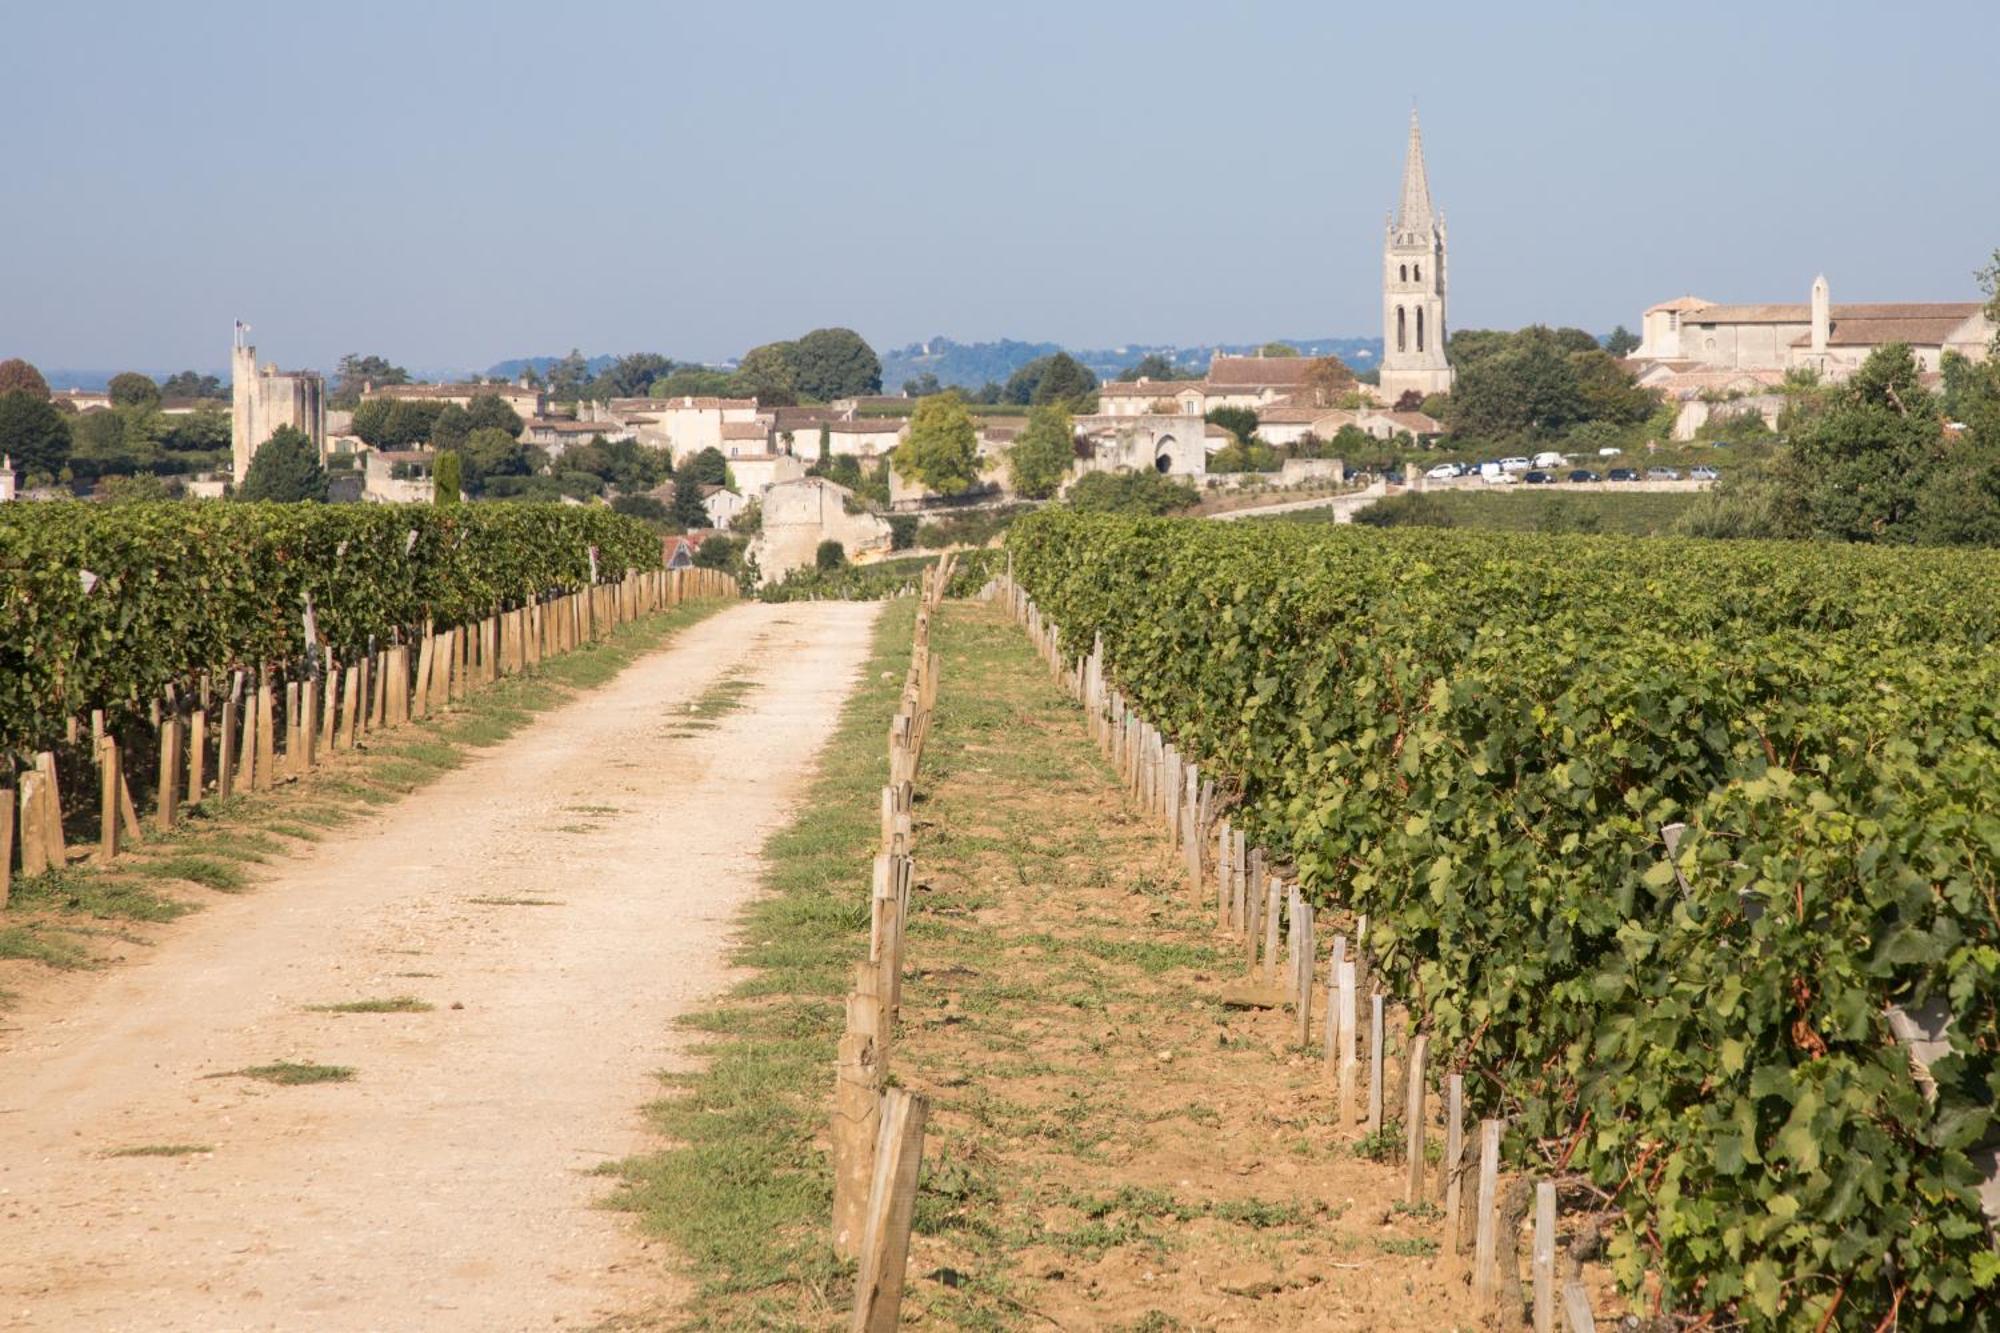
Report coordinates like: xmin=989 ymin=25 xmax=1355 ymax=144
xmin=1380 ymin=108 xmax=1454 ymax=404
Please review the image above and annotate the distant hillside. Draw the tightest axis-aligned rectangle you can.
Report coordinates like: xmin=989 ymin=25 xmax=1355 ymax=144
xmin=879 ymin=336 xmax=1384 ymax=392
xmin=484 ymin=354 xmax=622 ymax=381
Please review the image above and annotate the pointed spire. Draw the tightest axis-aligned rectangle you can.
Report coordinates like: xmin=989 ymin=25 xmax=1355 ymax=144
xmin=1397 ymin=106 xmax=1435 ymax=232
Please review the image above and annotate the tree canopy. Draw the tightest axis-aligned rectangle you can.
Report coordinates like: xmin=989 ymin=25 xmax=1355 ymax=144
xmin=1005 ymin=352 xmax=1097 ymax=408
xmin=587 ymin=353 xmax=676 ymax=401
xmin=1259 ymin=341 xmax=1300 ymax=357
xmin=792 ymin=327 xmax=882 ymax=400
xmin=159 ymin=370 xmax=226 ymax=399
xmin=0 ymin=359 xmax=51 ymax=399
xmin=1008 ymin=403 xmax=1076 ymax=499
xmin=331 ymin=354 xmax=409 ymax=408
xmin=893 ymin=394 xmax=980 ymax=495
xmin=1604 ymin=325 xmax=1642 ymax=357
xmin=433 ymin=450 xmax=463 ymax=506
xmin=0 ymin=391 xmax=71 ymax=477
xmin=107 ymin=372 xmax=161 ymax=409
xmin=1117 ymin=353 xmax=1194 ymax=382
xmin=237 ymin=426 xmax=326 ymax=502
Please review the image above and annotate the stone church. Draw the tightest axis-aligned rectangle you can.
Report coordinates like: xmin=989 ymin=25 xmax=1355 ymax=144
xmin=1379 ymin=110 xmax=1454 ymax=403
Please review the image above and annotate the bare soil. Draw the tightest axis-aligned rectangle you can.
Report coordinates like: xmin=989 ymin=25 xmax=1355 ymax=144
xmin=0 ymin=601 xmax=879 ymax=1332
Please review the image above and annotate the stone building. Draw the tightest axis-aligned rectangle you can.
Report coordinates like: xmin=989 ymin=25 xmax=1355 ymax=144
xmin=1379 ymin=110 xmax=1454 ymax=403
xmin=230 ymin=323 xmax=326 ymax=482
xmin=1095 ymin=354 xmax=1324 ymax=418
xmin=1631 ymin=274 xmax=1992 ymax=379
xmin=1069 ymin=413 xmax=1208 ymax=477
xmin=751 ymin=476 xmax=895 ymax=582
xmin=361 ymin=380 xmax=542 ymax=419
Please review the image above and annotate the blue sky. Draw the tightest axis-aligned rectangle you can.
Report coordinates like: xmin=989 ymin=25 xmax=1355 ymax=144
xmin=3 ymin=0 xmax=1995 ymax=373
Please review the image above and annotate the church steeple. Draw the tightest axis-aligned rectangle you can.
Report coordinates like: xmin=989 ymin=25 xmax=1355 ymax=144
xmin=1396 ymin=107 xmax=1434 ymax=234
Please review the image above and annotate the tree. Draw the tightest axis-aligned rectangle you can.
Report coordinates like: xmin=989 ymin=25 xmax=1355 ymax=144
xmin=1205 ymin=405 xmax=1259 ymax=444
xmin=0 ymin=390 xmax=70 ymax=477
xmin=1259 ymin=341 xmax=1300 ymax=357
xmin=612 ymin=494 xmax=668 ymax=522
xmin=734 ymin=341 xmax=799 ymax=403
xmin=0 ymin=358 xmax=50 ymax=399
xmin=792 ymin=327 xmax=882 ymax=400
xmin=161 ymin=403 xmax=230 ymax=453
xmin=893 ymin=393 xmax=979 ymax=495
xmin=159 ymin=370 xmax=225 ymax=399
xmin=331 ymin=354 xmax=409 ymax=408
xmin=1394 ymin=390 xmax=1425 ymax=412
xmin=1064 ymin=470 xmax=1199 ymax=514
xmin=1117 ymin=353 xmax=1190 ymax=382
xmin=1006 ymin=352 xmax=1097 ymax=407
xmin=461 ymin=426 xmax=536 ymax=494
xmin=465 ymin=393 xmax=523 ymax=437
xmin=433 ymin=450 xmax=463 ymax=506
xmin=1008 ymin=403 xmax=1076 ymax=499
xmin=107 ymin=372 xmax=161 ymax=409
xmin=1568 ymin=349 xmax=1655 ymax=424
xmin=1781 ymin=343 xmax=1944 ymax=542
xmin=545 ymin=349 xmax=591 ymax=402
xmin=679 ymin=446 xmax=729 ymax=487
xmin=430 ymin=402 xmax=472 ymax=451
xmin=589 ymin=353 xmax=675 ymax=400
xmin=101 ymin=473 xmax=174 ymax=503
xmin=237 ymin=426 xmax=326 ymax=502
xmin=671 ymin=476 xmax=710 ymax=529
xmin=1299 ymin=356 xmax=1358 ymax=406
xmin=352 ymin=398 xmax=445 ymax=449
xmin=815 ymin=539 xmax=847 ymax=571
xmin=1447 ymin=328 xmax=1587 ymax=438
xmin=902 ymin=373 xmax=942 ymax=397
xmin=649 ymin=366 xmax=738 ymax=399
xmin=1604 ymin=325 xmax=1641 ymax=357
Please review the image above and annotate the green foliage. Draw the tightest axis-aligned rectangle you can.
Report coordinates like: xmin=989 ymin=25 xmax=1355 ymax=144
xmin=432 ymin=450 xmax=463 ymax=506
xmin=1207 ymin=436 xmax=1280 ymax=474
xmin=791 ymin=327 xmax=882 ymax=400
xmin=1117 ymin=353 xmax=1192 ymax=382
xmin=1351 ymin=492 xmax=1455 ymax=527
xmin=1604 ymin=325 xmax=1642 ymax=357
xmin=0 ymin=390 xmax=71 ymax=478
xmin=1258 ymin=341 xmax=1299 ymax=357
xmin=351 ymin=397 xmax=445 ymax=449
xmin=1205 ymin=405 xmax=1259 ymax=444
xmin=107 ymin=372 xmax=161 ymax=410
xmin=758 ymin=548 xmax=1002 ymax=603
xmin=1004 ymin=352 xmax=1097 ymax=408
xmin=1008 ymin=403 xmax=1076 ymax=499
xmin=611 ymin=493 xmax=668 ymax=523
xmin=1008 ymin=510 xmax=2000 ymax=1329
xmin=814 ymin=539 xmax=846 ymax=571
xmin=0 ymin=358 xmax=51 ymax=399
xmin=734 ymin=341 xmax=800 ymax=405
xmin=237 ymin=426 xmax=327 ymax=503
xmin=0 ymin=502 xmax=664 ymax=756
xmin=887 ymin=513 xmax=918 ymax=550
xmin=331 ymin=354 xmax=409 ymax=409
xmin=159 ymin=370 xmax=225 ymax=400
xmin=679 ymin=445 xmax=729 ymax=488
xmin=1063 ymin=470 xmax=1198 ymax=515
xmin=1784 ymin=344 xmax=1946 ymax=542
xmin=460 ymin=426 xmax=536 ymax=495
xmin=586 ymin=352 xmax=675 ymax=401
xmin=894 ymin=394 xmax=980 ymax=495
xmin=430 ymin=402 xmax=471 ymax=451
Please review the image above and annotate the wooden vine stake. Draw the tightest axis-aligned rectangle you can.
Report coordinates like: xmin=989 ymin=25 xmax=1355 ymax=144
xmin=1366 ymin=992 xmax=1386 ymax=1134
xmin=158 ymin=717 xmax=182 ymax=829
xmin=0 ymin=784 xmax=12 ymax=907
xmin=188 ymin=707 xmax=207 ymax=808
xmin=1404 ymin=1034 xmax=1429 ymax=1202
xmin=35 ymin=753 xmax=66 ymax=867
xmin=1444 ymin=1073 xmax=1466 ymax=1253
xmin=1562 ymin=1283 xmax=1597 ymax=1332
xmin=832 ymin=962 xmax=884 ymax=1261
xmin=1534 ymin=1180 xmax=1556 ymax=1333
xmin=1336 ymin=957 xmax=1359 ymax=1126
xmin=217 ymin=692 xmax=238 ymax=801
xmin=99 ymin=739 xmax=122 ymax=863
xmin=18 ymin=777 xmax=47 ymax=877
xmin=1472 ymin=1118 xmax=1502 ymax=1304
xmin=850 ymin=1087 xmax=929 ymax=1333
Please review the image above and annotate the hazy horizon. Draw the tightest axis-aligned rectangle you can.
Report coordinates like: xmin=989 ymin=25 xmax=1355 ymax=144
xmin=5 ymin=0 xmax=1995 ymax=375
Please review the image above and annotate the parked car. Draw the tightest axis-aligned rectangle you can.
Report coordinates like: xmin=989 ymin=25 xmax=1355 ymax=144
xmin=1598 ymin=447 xmax=1623 ymax=458
xmin=1500 ymin=456 xmax=1532 ymax=473
xmin=1424 ymin=462 xmax=1463 ymax=480
xmin=1482 ymin=467 xmax=1518 ymax=485
xmin=1608 ymin=468 xmax=1638 ymax=482
xmin=1524 ymin=470 xmax=1554 ymax=485
xmin=1646 ymin=467 xmax=1683 ymax=481
xmin=1689 ymin=465 xmax=1720 ymax=480
xmin=1567 ymin=469 xmax=1601 ymax=483
xmin=1532 ymin=451 xmax=1567 ymax=470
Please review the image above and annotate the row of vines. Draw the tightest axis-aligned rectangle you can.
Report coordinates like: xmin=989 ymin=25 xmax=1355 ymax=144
xmin=0 ymin=502 xmax=664 ymax=760
xmin=1006 ymin=511 xmax=2000 ymax=1328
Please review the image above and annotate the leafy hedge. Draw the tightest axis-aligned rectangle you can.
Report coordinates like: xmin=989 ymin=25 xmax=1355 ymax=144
xmin=1007 ymin=511 xmax=2000 ymax=1329
xmin=757 ymin=549 xmax=1002 ymax=603
xmin=0 ymin=502 xmax=662 ymax=758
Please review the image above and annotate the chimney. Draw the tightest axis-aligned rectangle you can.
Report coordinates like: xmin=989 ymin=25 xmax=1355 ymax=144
xmin=1811 ymin=274 xmax=1830 ymax=354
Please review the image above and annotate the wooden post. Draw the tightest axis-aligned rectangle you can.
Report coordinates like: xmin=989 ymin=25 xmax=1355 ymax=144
xmin=188 ymin=708 xmax=207 ymax=807
xmin=98 ymin=739 xmax=121 ymax=863
xmin=1473 ymin=1118 xmax=1502 ymax=1303
xmin=833 ymin=963 xmax=885 ymax=1261
xmin=34 ymin=752 xmax=66 ymax=867
xmin=283 ymin=681 xmax=303 ymax=779
xmin=1366 ymin=992 xmax=1387 ymax=1134
xmin=1444 ymin=1074 xmax=1466 ymax=1250
xmin=1534 ymin=1181 xmax=1557 ymax=1333
xmin=1245 ymin=849 xmax=1264 ymax=969
xmin=413 ymin=633 xmax=435 ymax=719
xmin=1324 ymin=934 xmax=1345 ymax=1067
xmin=255 ymin=676 xmax=275 ymax=790
xmin=1404 ymin=1034 xmax=1429 ymax=1202
xmin=850 ymin=1087 xmax=929 ymax=1333
xmin=1336 ymin=957 xmax=1359 ymax=1127
xmin=0 ymin=785 xmax=12 ymax=906
xmin=1562 ymin=1283 xmax=1597 ymax=1332
xmin=1293 ymin=901 xmax=1315 ymax=1046
xmin=341 ymin=667 xmax=360 ymax=750
xmin=321 ymin=663 xmax=339 ymax=752
xmin=302 ymin=675 xmax=318 ymax=772
xmin=158 ymin=717 xmax=182 ymax=828
xmin=18 ymin=776 xmax=48 ymax=877
xmin=218 ymin=693 xmax=238 ymax=800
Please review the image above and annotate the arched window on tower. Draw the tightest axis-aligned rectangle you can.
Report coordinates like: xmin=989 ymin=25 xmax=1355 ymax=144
xmin=1399 ymin=264 xmax=1407 ymax=282
xmin=1414 ymin=264 xmax=1422 ymax=282
xmin=1396 ymin=306 xmax=1407 ymax=353
xmin=1416 ymin=308 xmax=1425 ymax=352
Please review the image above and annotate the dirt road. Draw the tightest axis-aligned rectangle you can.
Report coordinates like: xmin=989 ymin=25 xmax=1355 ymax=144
xmin=0 ymin=600 xmax=880 ymax=1332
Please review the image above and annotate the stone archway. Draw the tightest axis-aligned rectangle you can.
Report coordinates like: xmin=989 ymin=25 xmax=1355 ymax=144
xmin=1153 ymin=435 xmax=1176 ymax=473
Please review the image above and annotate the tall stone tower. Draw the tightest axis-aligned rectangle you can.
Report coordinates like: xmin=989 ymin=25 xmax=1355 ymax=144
xmin=1380 ymin=109 xmax=1454 ymax=404
xmin=230 ymin=322 xmax=326 ymax=483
